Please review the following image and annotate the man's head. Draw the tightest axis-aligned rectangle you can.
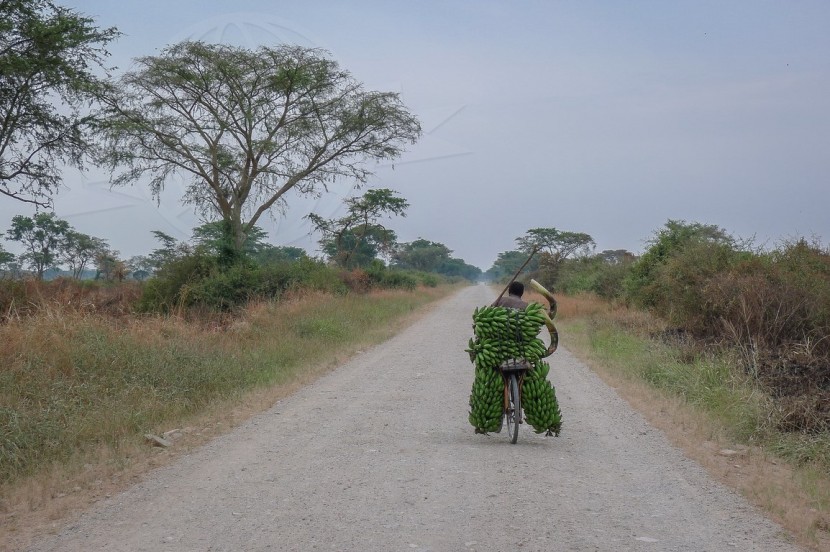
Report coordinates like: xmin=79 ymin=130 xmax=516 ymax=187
xmin=508 ymin=281 xmax=524 ymax=297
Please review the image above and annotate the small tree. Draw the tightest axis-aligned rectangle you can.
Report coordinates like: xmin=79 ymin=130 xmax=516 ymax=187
xmin=0 ymin=0 xmax=119 ymax=206
xmin=6 ymin=212 xmax=70 ymax=279
xmin=94 ymin=243 xmax=124 ymax=281
xmin=516 ymin=227 xmax=595 ymax=289
xmin=97 ymin=42 xmax=420 ymax=257
xmin=127 ymin=255 xmax=153 ymax=281
xmin=308 ymin=188 xmax=408 ymax=268
xmin=61 ymin=230 xmax=105 ymax=279
xmin=0 ymin=236 xmax=15 ymax=277
xmin=147 ymin=230 xmax=188 ymax=270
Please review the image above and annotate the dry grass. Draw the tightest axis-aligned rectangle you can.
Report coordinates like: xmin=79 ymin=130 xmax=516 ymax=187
xmin=558 ymin=294 xmax=830 ymax=551
xmin=0 ymin=284 xmax=453 ymax=551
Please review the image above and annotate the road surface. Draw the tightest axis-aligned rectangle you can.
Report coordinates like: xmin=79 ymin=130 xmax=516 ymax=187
xmin=25 ymin=285 xmax=803 ymax=551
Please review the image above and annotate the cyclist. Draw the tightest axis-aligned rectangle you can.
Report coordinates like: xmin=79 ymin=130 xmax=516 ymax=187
xmin=492 ymin=280 xmax=528 ymax=310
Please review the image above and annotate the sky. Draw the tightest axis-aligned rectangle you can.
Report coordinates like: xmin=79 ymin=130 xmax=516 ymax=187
xmin=3 ymin=0 xmax=829 ymax=270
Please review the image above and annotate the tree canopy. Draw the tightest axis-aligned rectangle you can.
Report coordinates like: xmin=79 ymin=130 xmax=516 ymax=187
xmin=192 ymin=220 xmax=269 ymax=266
xmin=0 ymin=235 xmax=14 ymax=272
xmin=61 ymin=229 xmax=106 ymax=279
xmin=485 ymin=249 xmax=539 ymax=282
xmin=516 ymin=227 xmax=595 ymax=262
xmin=393 ymin=239 xmax=452 ymax=272
xmin=0 ymin=0 xmax=119 ymax=206
xmin=308 ymin=188 xmax=408 ymax=268
xmin=6 ymin=212 xmax=70 ymax=279
xmin=624 ymin=219 xmax=735 ymax=307
xmin=97 ymin=42 xmax=421 ymax=257
xmin=514 ymin=227 xmax=595 ymax=288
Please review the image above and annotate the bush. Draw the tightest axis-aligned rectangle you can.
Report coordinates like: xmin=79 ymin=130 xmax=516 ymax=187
xmin=703 ymin=240 xmax=830 ymax=355
xmin=339 ymin=268 xmax=372 ymax=293
xmin=267 ymin=258 xmax=344 ymax=295
xmin=624 ymin=220 xmax=734 ymax=308
xmin=138 ymin=255 xmax=348 ymax=312
xmin=137 ymin=252 xmax=217 ymax=312
xmin=0 ymin=280 xmax=28 ymax=319
xmin=649 ymin=241 xmax=741 ymax=335
xmin=186 ymin=264 xmax=260 ymax=310
xmin=419 ymin=273 xmax=439 ymax=287
xmin=627 ymin=232 xmax=830 ymax=434
xmin=557 ymin=255 xmax=632 ymax=300
xmin=377 ymin=270 xmax=417 ymax=290
xmin=365 ymin=260 xmax=418 ymax=290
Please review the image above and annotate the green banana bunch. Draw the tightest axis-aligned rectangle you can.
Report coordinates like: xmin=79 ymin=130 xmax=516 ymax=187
xmin=466 ymin=303 xmax=563 ymax=435
xmin=468 ymin=364 xmax=504 ymax=433
xmin=521 ymin=361 xmax=563 ymax=436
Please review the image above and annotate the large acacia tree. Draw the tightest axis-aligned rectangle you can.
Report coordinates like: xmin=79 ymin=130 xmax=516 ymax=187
xmin=0 ymin=0 xmax=118 ymax=206
xmin=97 ymin=41 xmax=421 ymax=258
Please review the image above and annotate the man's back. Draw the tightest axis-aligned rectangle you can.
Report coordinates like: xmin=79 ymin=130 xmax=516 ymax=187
xmin=494 ymin=294 xmax=528 ymax=310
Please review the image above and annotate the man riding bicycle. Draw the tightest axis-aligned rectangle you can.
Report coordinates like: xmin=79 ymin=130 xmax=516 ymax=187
xmin=492 ymin=281 xmax=528 ymax=310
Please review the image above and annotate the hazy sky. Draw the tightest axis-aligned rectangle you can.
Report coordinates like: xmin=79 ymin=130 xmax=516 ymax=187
xmin=3 ymin=1 xmax=829 ymax=269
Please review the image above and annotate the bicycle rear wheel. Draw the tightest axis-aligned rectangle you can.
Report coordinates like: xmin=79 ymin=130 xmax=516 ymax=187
xmin=506 ymin=373 xmax=521 ymax=444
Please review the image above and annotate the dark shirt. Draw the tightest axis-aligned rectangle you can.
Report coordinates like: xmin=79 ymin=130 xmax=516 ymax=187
xmin=493 ymin=293 xmax=528 ymax=310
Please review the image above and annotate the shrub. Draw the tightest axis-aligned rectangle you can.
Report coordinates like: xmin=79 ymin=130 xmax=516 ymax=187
xmin=365 ymin=260 xmax=417 ymax=290
xmin=0 ymin=278 xmax=141 ymax=319
xmin=136 ymin=252 xmax=217 ymax=312
xmin=650 ymin=240 xmax=741 ymax=335
xmin=557 ymin=254 xmax=633 ymax=300
xmin=186 ymin=264 xmax=260 ymax=310
xmin=704 ymin=240 xmax=830 ymax=355
xmin=624 ymin=220 xmax=734 ymax=308
xmin=419 ymin=273 xmax=439 ymax=287
xmin=340 ymin=268 xmax=372 ymax=293
xmin=378 ymin=270 xmax=417 ymax=290
xmin=137 ymin=254 xmax=352 ymax=312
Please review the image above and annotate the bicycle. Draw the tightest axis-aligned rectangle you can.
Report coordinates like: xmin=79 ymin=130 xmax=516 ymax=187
xmin=498 ymin=358 xmax=530 ymax=444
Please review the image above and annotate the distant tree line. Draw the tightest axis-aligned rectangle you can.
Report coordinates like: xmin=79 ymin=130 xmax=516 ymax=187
xmin=1 ymin=212 xmax=123 ymax=281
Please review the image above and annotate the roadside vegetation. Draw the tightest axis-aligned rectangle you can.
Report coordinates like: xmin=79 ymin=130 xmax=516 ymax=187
xmin=0 ymin=276 xmax=456 ymax=546
xmin=0 ymin=6 xmax=484 ymax=546
xmin=492 ymin=221 xmax=830 ymax=549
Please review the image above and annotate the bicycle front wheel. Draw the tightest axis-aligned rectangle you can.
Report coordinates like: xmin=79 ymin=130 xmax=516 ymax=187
xmin=506 ymin=373 xmax=521 ymax=444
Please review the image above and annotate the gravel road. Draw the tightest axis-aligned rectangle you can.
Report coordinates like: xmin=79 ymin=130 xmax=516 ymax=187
xmin=25 ymin=284 xmax=804 ymax=552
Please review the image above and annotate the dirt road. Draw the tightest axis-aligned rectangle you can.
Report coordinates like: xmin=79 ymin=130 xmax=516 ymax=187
xmin=25 ymin=285 xmax=803 ymax=551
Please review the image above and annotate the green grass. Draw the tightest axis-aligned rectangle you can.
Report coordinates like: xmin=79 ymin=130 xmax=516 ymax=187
xmin=580 ymin=319 xmax=771 ymax=442
xmin=560 ymin=306 xmax=830 ymax=465
xmin=551 ymin=293 xmax=830 ymax=549
xmin=0 ymin=287 xmax=450 ymax=486
xmin=577 ymin=314 xmax=830 ymax=469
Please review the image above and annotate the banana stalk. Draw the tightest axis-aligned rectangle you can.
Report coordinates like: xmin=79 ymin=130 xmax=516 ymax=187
xmin=529 ymin=279 xmax=558 ymax=356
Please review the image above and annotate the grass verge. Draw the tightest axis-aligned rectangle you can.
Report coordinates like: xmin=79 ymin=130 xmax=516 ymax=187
xmin=0 ymin=285 xmax=455 ymax=550
xmin=554 ymin=293 xmax=830 ymax=551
